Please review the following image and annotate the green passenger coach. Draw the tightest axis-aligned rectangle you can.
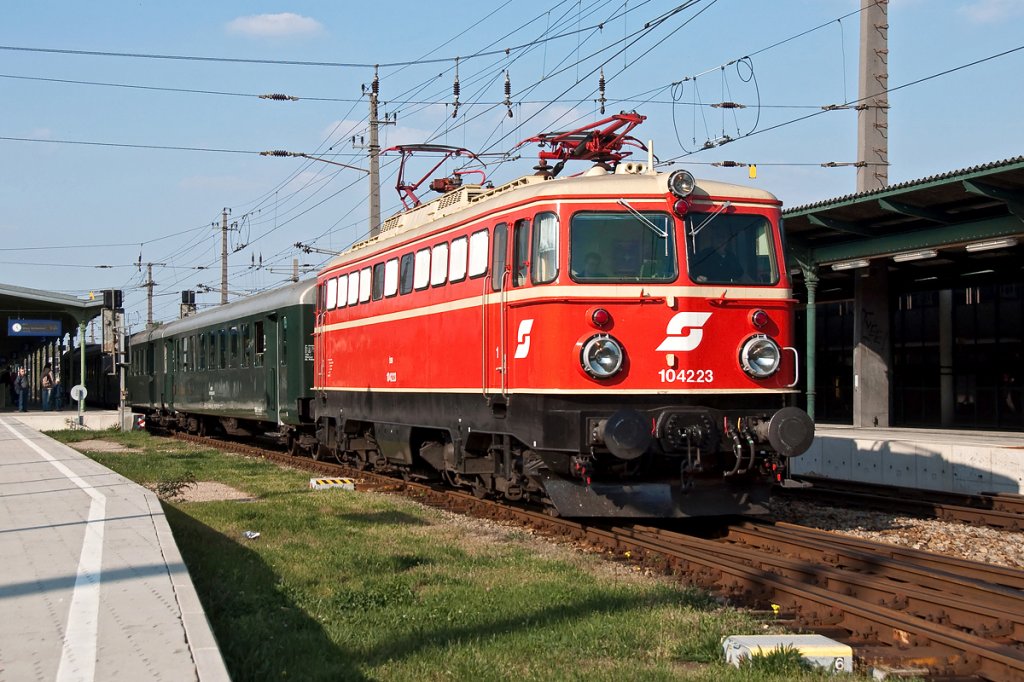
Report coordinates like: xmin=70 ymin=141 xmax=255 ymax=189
xmin=127 ymin=280 xmax=317 ymax=449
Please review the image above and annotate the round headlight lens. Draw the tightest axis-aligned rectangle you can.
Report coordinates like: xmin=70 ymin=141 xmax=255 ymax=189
xmin=667 ymin=169 xmax=695 ymax=198
xmin=581 ymin=334 xmax=624 ymax=379
xmin=739 ymin=335 xmax=781 ymax=378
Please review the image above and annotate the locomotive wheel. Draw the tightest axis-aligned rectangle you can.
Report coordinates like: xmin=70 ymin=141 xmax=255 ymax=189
xmin=288 ymin=435 xmax=302 ymax=457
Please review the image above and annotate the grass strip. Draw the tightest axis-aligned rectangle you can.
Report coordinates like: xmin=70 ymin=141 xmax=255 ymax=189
xmin=52 ymin=429 xmax=857 ymax=681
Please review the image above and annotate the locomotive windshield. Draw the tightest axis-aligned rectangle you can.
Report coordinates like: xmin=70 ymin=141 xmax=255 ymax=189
xmin=569 ymin=211 xmax=677 ymax=282
xmin=685 ymin=212 xmax=779 ymax=285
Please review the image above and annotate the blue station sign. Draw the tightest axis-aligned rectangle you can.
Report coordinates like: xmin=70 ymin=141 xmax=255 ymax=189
xmin=8 ymin=319 xmax=62 ymax=337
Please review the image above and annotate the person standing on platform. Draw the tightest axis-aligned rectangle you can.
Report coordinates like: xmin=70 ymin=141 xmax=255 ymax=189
xmin=54 ymin=375 xmax=63 ymax=411
xmin=15 ymin=367 xmax=29 ymax=412
xmin=41 ymin=363 xmax=55 ymax=411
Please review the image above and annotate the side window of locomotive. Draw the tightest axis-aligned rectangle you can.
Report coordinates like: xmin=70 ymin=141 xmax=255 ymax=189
xmin=685 ymin=212 xmax=778 ymax=285
xmin=254 ymin=321 xmax=265 ymax=367
xmin=468 ymin=229 xmax=489 ymax=278
xmin=414 ymin=248 xmax=431 ymax=290
xmin=491 ymin=223 xmax=508 ymax=291
xmin=359 ymin=268 xmax=372 ymax=303
xmin=431 ymin=243 xmax=448 ymax=287
xmin=570 ymin=211 xmax=676 ymax=283
xmin=326 ymin=277 xmax=338 ymax=310
xmin=513 ymin=219 xmax=530 ymax=287
xmin=347 ymin=272 xmax=360 ymax=307
xmin=336 ymin=274 xmax=347 ymax=309
xmin=384 ymin=258 xmax=399 ymax=297
xmin=531 ymin=212 xmax=558 ymax=284
xmin=399 ymin=254 xmax=414 ymax=295
xmin=372 ymin=263 xmax=386 ymax=301
xmin=449 ymin=237 xmax=468 ymax=283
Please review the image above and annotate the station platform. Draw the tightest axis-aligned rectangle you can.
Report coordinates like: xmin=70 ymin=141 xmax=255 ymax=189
xmin=0 ymin=414 xmax=229 ymax=681
xmin=0 ymin=408 xmax=122 ymax=432
xmin=791 ymin=424 xmax=1024 ymax=495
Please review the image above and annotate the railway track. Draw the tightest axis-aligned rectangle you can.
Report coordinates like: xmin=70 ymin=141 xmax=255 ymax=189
xmin=779 ymin=476 xmax=1024 ymax=530
xmin=173 ymin=432 xmax=1024 ymax=680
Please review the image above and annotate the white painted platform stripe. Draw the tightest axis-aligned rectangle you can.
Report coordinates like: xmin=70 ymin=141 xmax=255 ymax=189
xmin=315 ymin=284 xmax=793 ymax=334
xmin=0 ymin=419 xmax=106 ymax=682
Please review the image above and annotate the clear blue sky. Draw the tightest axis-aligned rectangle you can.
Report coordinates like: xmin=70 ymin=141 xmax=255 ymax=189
xmin=2 ymin=0 xmax=1022 ymax=328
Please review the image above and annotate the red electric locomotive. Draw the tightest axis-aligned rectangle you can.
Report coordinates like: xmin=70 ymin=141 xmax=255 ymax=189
xmin=313 ymin=113 xmax=813 ymax=517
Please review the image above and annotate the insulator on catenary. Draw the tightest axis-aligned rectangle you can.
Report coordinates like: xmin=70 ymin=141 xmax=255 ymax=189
xmin=372 ymin=65 xmax=379 ymax=97
xmin=452 ymin=57 xmax=461 ymax=119
xmin=504 ymin=71 xmax=513 ymax=118
xmin=259 ymin=93 xmax=298 ymax=101
xmin=597 ymin=69 xmax=607 ymax=115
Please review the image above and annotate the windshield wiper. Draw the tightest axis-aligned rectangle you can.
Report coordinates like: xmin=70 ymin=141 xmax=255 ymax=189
xmin=617 ymin=199 xmax=670 ymax=256
xmin=689 ymin=201 xmax=732 ymax=238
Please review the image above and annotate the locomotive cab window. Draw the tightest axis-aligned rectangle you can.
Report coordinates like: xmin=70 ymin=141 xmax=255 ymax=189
xmin=685 ymin=212 xmax=778 ymax=285
xmin=532 ymin=212 xmax=558 ymax=284
xmin=569 ymin=211 xmax=676 ymax=282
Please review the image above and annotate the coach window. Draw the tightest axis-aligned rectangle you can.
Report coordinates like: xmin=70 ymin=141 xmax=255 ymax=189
xmin=254 ymin=321 xmax=265 ymax=367
xmin=209 ymin=331 xmax=217 ymax=369
xmin=399 ymin=254 xmax=414 ymax=294
xmin=336 ymin=274 xmax=347 ymax=308
xmin=513 ymin=218 xmax=530 ymax=287
xmin=490 ymin=223 xmax=507 ymax=291
xmin=372 ymin=263 xmax=386 ymax=301
xmin=198 ymin=333 xmax=206 ymax=370
xmin=531 ymin=212 xmax=559 ymax=284
xmin=414 ymin=249 xmax=431 ymax=290
xmin=431 ymin=242 xmax=448 ymax=286
xmin=468 ymin=229 xmax=489 ymax=279
xmin=383 ymin=258 xmax=399 ymax=297
xmin=182 ymin=337 xmax=189 ymax=372
xmin=326 ymin=277 xmax=338 ymax=310
xmin=230 ymin=326 xmax=239 ymax=367
xmin=450 ymin=237 xmax=468 ymax=282
xmin=219 ymin=329 xmax=227 ymax=369
xmin=241 ymin=324 xmax=251 ymax=367
xmin=359 ymin=267 xmax=372 ymax=303
xmin=347 ymin=272 xmax=360 ymax=306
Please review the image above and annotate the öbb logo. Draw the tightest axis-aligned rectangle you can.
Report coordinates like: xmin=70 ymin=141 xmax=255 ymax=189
xmin=656 ymin=312 xmax=712 ymax=352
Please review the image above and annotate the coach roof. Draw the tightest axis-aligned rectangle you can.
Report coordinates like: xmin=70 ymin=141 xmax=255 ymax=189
xmin=131 ymin=279 xmax=316 ymax=345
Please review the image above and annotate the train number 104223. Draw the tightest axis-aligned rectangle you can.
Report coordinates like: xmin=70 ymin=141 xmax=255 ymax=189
xmin=658 ymin=368 xmax=714 ymax=383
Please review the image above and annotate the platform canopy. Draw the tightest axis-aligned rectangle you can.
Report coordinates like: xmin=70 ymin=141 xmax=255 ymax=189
xmin=0 ymin=282 xmax=104 ymax=365
xmin=783 ymin=156 xmax=1024 ymax=298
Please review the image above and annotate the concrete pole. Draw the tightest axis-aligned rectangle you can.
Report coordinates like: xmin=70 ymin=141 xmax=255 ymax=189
xmin=221 ymin=208 xmax=229 ymax=305
xmin=368 ymin=67 xmax=382 ymax=238
xmin=856 ymin=0 xmax=889 ymax=192
xmin=146 ymin=263 xmax=154 ymax=327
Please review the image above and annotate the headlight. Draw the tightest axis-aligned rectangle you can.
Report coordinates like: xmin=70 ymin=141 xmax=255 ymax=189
xmin=739 ymin=335 xmax=781 ymax=378
xmin=580 ymin=334 xmax=624 ymax=379
xmin=667 ymin=169 xmax=695 ymax=198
